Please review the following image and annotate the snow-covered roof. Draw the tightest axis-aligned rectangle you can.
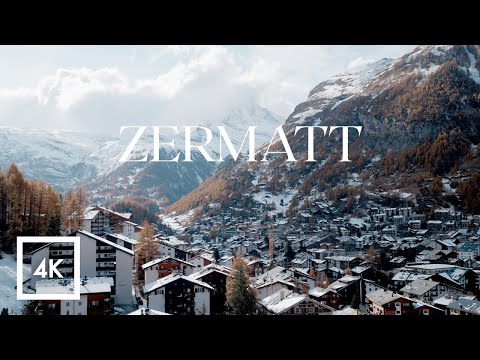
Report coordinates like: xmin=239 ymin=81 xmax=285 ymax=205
xmin=161 ymin=236 xmax=188 ymax=247
xmin=333 ymin=306 xmax=358 ymax=315
xmin=96 ymin=206 xmax=131 ymax=220
xmin=36 ymin=277 xmax=113 ymax=295
xmin=142 ymin=256 xmax=194 ymax=270
xmin=458 ymin=243 xmax=480 ymax=252
xmin=78 ymin=230 xmax=134 ymax=256
xmin=367 ymin=289 xmax=404 ymax=306
xmin=447 ymin=299 xmax=480 ymax=315
xmin=260 ymin=289 xmax=306 ymax=314
xmin=392 ymin=272 xmax=432 ymax=282
xmin=144 ymin=273 xmax=214 ymax=293
xmin=326 ymin=255 xmax=357 ymax=262
xmin=107 ymin=233 xmax=137 ymax=245
xmin=400 ymin=279 xmax=439 ymax=296
xmin=189 ymin=264 xmax=232 ymax=279
xmin=128 ymin=307 xmax=170 ymax=315
xmin=309 ymin=287 xmax=337 ymax=298
xmin=405 ymin=263 xmax=457 ymax=271
xmin=84 ymin=210 xmax=99 ymax=220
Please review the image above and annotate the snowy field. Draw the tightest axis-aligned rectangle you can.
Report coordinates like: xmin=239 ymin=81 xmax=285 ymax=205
xmin=0 ymin=253 xmax=30 ymax=315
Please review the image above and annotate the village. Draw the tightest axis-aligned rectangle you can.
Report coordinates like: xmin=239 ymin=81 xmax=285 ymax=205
xmin=22 ymin=182 xmax=480 ymax=316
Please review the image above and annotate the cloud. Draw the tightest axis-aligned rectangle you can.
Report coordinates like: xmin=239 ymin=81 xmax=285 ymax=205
xmin=0 ymin=45 xmax=418 ymax=134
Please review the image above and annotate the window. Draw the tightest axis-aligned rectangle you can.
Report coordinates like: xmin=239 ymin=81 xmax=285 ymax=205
xmin=160 ymin=290 xmax=164 ymax=295
xmin=66 ymin=302 xmax=70 ymax=307
xmin=78 ymin=301 xmax=82 ymax=306
xmin=78 ymin=313 xmax=82 ymax=315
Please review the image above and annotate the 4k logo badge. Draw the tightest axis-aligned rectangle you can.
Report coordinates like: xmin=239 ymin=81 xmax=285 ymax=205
xmin=17 ymin=237 xmax=80 ymax=300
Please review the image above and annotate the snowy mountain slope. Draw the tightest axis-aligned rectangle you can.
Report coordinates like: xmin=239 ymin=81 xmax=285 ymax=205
xmin=0 ymin=104 xmax=281 ymax=205
xmin=291 ymin=58 xmax=395 ymax=123
xmin=165 ymin=45 xmax=480 ymax=222
xmin=0 ymin=128 xmax=113 ymax=191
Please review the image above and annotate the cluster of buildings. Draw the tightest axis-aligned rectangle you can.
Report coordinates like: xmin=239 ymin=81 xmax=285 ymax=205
xmin=160 ymin=192 xmax=480 ymax=315
xmin=25 ymin=195 xmax=480 ymax=315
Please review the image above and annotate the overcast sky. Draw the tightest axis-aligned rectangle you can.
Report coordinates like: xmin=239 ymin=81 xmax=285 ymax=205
xmin=0 ymin=45 xmax=417 ymax=134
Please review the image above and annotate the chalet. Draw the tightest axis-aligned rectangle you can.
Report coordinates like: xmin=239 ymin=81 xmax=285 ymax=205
xmin=158 ymin=239 xmax=190 ymax=261
xmin=446 ymin=298 xmax=480 ymax=315
xmin=255 ymin=266 xmax=295 ymax=300
xmin=35 ymin=277 xmax=113 ymax=315
xmin=105 ymin=233 xmax=137 ymax=250
xmin=427 ymin=220 xmax=443 ymax=231
xmin=260 ymin=289 xmax=334 ymax=315
xmin=328 ymin=275 xmax=363 ymax=307
xmin=219 ymin=255 xmax=234 ymax=268
xmin=142 ymin=256 xmax=195 ymax=284
xmin=144 ymin=273 xmax=213 ymax=315
xmin=190 ymin=264 xmax=232 ymax=314
xmin=83 ymin=209 xmax=107 ymax=236
xmin=411 ymin=301 xmax=444 ymax=315
xmin=431 ymin=239 xmax=457 ymax=252
xmin=308 ymin=288 xmax=342 ymax=309
xmin=119 ymin=221 xmax=143 ymax=240
xmin=391 ymin=272 xmax=432 ymax=292
xmin=366 ymin=289 xmax=413 ymax=315
xmin=457 ymin=243 xmax=480 ymax=261
xmin=91 ymin=206 xmax=132 ymax=234
xmin=363 ymin=279 xmax=388 ymax=295
xmin=190 ymin=253 xmax=215 ymax=271
xmin=325 ymin=255 xmax=361 ymax=270
xmin=400 ymin=279 xmax=464 ymax=303
xmin=247 ymin=259 xmax=267 ymax=277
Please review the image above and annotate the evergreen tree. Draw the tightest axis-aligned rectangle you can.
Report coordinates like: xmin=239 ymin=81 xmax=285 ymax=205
xmin=226 ymin=255 xmax=257 ymax=315
xmin=45 ymin=215 xmax=61 ymax=236
xmin=285 ymin=243 xmax=295 ymax=260
xmin=213 ymin=247 xmax=220 ymax=262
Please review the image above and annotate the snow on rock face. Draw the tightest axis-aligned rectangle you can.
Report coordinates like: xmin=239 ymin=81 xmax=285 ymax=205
xmin=291 ymin=58 xmax=394 ymax=123
xmin=0 ymin=127 xmax=113 ymax=191
xmin=0 ymin=103 xmax=281 ymax=204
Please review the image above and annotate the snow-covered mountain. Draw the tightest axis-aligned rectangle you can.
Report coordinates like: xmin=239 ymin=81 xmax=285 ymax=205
xmin=0 ymin=104 xmax=282 ymax=205
xmin=164 ymin=45 xmax=480 ymax=222
xmin=0 ymin=127 xmax=113 ymax=191
xmin=83 ymin=103 xmax=282 ymax=205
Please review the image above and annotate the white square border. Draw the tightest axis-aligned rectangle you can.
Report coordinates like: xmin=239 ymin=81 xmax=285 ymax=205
xmin=17 ymin=237 xmax=81 ymax=300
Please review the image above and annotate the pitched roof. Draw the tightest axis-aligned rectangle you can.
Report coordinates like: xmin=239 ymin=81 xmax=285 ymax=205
xmin=400 ymin=279 xmax=439 ymax=296
xmin=142 ymin=256 xmax=194 ymax=270
xmin=78 ymin=230 xmax=134 ymax=256
xmin=367 ymin=289 xmax=405 ymax=306
xmin=144 ymin=273 xmax=214 ymax=293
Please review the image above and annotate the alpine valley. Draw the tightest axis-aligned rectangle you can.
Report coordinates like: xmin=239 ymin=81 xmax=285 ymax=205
xmin=163 ymin=45 xmax=480 ymax=228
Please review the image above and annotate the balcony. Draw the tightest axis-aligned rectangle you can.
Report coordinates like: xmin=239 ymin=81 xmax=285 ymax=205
xmin=96 ymin=266 xmax=116 ymax=271
xmin=50 ymin=254 xmax=74 ymax=259
xmin=50 ymin=245 xmax=74 ymax=251
xmin=97 ymin=247 xmax=116 ymax=253
xmin=96 ymin=257 xmax=115 ymax=262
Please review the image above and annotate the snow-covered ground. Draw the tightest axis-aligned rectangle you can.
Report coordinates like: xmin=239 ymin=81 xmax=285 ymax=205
xmin=0 ymin=253 xmax=30 ymax=315
xmin=160 ymin=209 xmax=196 ymax=231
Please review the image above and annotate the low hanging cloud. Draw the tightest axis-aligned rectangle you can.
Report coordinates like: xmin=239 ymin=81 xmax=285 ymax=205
xmin=0 ymin=45 xmax=417 ymax=135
